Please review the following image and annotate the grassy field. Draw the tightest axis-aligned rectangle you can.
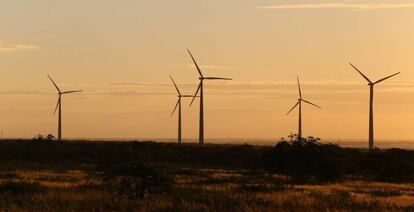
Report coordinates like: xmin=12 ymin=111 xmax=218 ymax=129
xmin=0 ymin=140 xmax=413 ymax=211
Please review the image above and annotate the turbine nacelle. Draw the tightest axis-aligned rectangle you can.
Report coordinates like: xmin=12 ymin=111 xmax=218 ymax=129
xmin=56 ymin=90 xmax=83 ymax=96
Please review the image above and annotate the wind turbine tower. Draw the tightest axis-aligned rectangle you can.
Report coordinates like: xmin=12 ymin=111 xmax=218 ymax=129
xmin=187 ymin=50 xmax=232 ymax=145
xmin=349 ymin=63 xmax=400 ymax=150
xmin=287 ymin=77 xmax=321 ymax=142
xmin=170 ymin=76 xmax=196 ymax=144
xmin=47 ymin=75 xmax=83 ymax=142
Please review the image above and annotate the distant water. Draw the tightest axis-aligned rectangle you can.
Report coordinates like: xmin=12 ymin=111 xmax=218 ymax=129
xmin=121 ymin=138 xmax=414 ymax=150
xmin=8 ymin=137 xmax=414 ymax=150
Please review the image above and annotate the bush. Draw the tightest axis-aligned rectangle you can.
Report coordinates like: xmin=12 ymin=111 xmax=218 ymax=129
xmin=0 ymin=181 xmax=45 ymax=195
xmin=356 ymin=148 xmax=414 ymax=182
xmin=262 ymin=136 xmax=414 ymax=183
xmin=262 ymin=136 xmax=347 ymax=183
xmin=103 ymin=161 xmax=173 ymax=199
xmin=237 ymin=183 xmax=285 ymax=193
xmin=32 ymin=134 xmax=55 ymax=142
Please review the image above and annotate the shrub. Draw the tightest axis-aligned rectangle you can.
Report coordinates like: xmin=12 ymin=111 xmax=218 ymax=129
xmin=356 ymin=148 xmax=414 ymax=182
xmin=262 ymin=136 xmax=347 ymax=183
xmin=103 ymin=161 xmax=173 ymax=199
xmin=32 ymin=134 xmax=55 ymax=142
xmin=262 ymin=135 xmax=414 ymax=183
xmin=237 ymin=183 xmax=285 ymax=193
xmin=0 ymin=181 xmax=45 ymax=195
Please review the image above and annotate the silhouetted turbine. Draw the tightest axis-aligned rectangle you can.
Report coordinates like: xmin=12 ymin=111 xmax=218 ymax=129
xmin=187 ymin=49 xmax=232 ymax=145
xmin=287 ymin=77 xmax=321 ymax=142
xmin=349 ymin=63 xmax=400 ymax=150
xmin=170 ymin=76 xmax=197 ymax=144
xmin=47 ymin=75 xmax=82 ymax=142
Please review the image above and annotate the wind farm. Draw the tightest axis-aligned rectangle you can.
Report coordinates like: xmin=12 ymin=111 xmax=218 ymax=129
xmin=0 ymin=54 xmax=405 ymax=211
xmin=2 ymin=1 xmax=414 ymax=211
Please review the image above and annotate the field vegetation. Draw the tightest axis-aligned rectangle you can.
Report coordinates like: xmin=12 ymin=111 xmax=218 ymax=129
xmin=0 ymin=137 xmax=413 ymax=211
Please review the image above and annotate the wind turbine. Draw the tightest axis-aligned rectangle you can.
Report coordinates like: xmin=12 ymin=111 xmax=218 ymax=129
xmin=287 ymin=77 xmax=321 ymax=142
xmin=187 ymin=49 xmax=232 ymax=145
xmin=170 ymin=76 xmax=197 ymax=144
xmin=47 ymin=75 xmax=82 ymax=142
xmin=349 ymin=63 xmax=400 ymax=150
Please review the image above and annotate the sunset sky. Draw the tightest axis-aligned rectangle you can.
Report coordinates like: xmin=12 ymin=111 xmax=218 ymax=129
xmin=1 ymin=0 xmax=414 ymax=141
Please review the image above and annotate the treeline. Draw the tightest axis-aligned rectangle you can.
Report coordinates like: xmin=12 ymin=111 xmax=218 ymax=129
xmin=0 ymin=139 xmax=414 ymax=183
xmin=261 ymin=136 xmax=414 ymax=183
xmin=0 ymin=140 xmax=267 ymax=169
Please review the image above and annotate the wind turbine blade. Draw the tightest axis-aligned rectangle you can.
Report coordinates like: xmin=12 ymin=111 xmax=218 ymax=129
xmin=169 ymin=76 xmax=181 ymax=95
xmin=61 ymin=90 xmax=83 ymax=94
xmin=302 ymin=99 xmax=321 ymax=109
xmin=171 ymin=100 xmax=179 ymax=117
xmin=297 ymin=76 xmax=302 ymax=98
xmin=349 ymin=63 xmax=372 ymax=83
xmin=53 ymin=98 xmax=60 ymax=115
xmin=47 ymin=75 xmax=61 ymax=92
xmin=204 ymin=77 xmax=232 ymax=80
xmin=374 ymin=72 xmax=401 ymax=84
xmin=287 ymin=101 xmax=300 ymax=115
xmin=187 ymin=49 xmax=204 ymax=78
xmin=189 ymin=82 xmax=201 ymax=107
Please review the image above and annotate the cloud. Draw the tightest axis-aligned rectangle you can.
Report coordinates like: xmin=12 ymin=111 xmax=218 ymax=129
xmin=104 ymin=79 xmax=414 ymax=99
xmin=0 ymin=42 xmax=37 ymax=52
xmin=0 ymin=90 xmax=51 ymax=95
xmin=3 ymin=79 xmax=410 ymax=98
xmin=257 ymin=2 xmax=414 ymax=11
xmin=88 ymin=90 xmax=173 ymax=97
xmin=172 ymin=64 xmax=231 ymax=70
xmin=110 ymin=82 xmax=171 ymax=87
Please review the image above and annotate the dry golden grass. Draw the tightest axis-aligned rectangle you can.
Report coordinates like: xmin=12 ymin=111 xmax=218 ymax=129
xmin=0 ymin=167 xmax=413 ymax=211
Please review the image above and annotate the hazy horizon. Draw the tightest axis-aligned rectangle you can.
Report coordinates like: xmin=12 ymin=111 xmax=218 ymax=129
xmin=1 ymin=0 xmax=414 ymax=141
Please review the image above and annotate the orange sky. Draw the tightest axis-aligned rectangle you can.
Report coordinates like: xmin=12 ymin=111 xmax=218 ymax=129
xmin=0 ymin=0 xmax=413 ymax=141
